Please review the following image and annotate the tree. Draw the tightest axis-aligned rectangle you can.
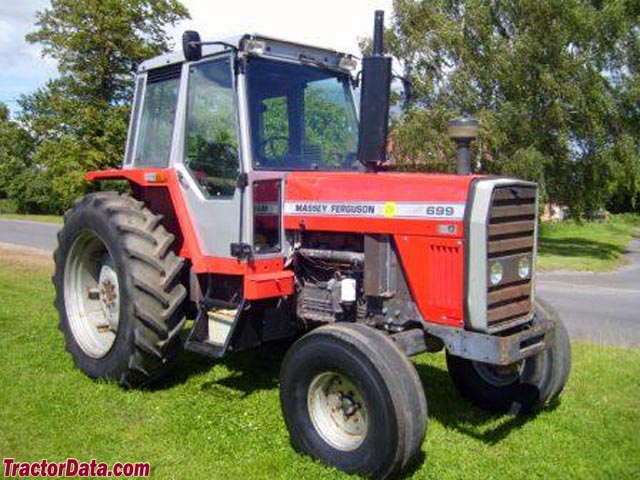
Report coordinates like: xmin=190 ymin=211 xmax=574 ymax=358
xmin=0 ymin=103 xmax=37 ymax=212
xmin=7 ymin=0 xmax=190 ymax=213
xmin=386 ymin=0 xmax=640 ymax=216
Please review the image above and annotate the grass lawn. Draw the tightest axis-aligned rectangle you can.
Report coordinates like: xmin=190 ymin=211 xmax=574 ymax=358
xmin=0 ymin=213 xmax=63 ymax=224
xmin=537 ymin=214 xmax=640 ymax=272
xmin=1 ymin=253 xmax=639 ymax=479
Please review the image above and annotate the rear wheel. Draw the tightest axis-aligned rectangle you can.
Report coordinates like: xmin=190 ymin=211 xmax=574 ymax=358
xmin=446 ymin=299 xmax=571 ymax=414
xmin=53 ymin=192 xmax=187 ymax=387
xmin=279 ymin=323 xmax=427 ymax=479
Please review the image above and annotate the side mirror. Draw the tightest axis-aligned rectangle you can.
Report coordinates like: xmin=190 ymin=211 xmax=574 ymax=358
xmin=182 ymin=30 xmax=202 ymax=62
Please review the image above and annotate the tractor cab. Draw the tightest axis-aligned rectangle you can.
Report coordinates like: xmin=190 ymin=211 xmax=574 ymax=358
xmin=124 ymin=34 xmax=361 ymax=260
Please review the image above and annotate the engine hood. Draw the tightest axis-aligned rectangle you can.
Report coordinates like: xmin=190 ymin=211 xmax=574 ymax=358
xmin=282 ymin=171 xmax=481 ymax=236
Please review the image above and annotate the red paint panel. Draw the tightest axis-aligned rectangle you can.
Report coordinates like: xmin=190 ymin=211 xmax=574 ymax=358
xmin=395 ymin=235 xmax=464 ymax=327
xmin=86 ymin=168 xmax=285 ymax=276
xmin=285 ymin=171 xmax=476 ymax=202
xmin=284 ymin=215 xmax=464 ymax=237
xmin=283 ymin=171 xmax=476 ymax=237
xmin=244 ymin=270 xmax=295 ymax=300
xmin=86 ymin=168 xmax=172 ymax=186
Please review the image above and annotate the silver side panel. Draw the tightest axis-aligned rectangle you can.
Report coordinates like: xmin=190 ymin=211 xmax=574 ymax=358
xmin=237 ymin=71 xmax=254 ymax=249
xmin=531 ymin=188 xmax=540 ymax=308
xmin=466 ymin=178 xmax=537 ymax=332
xmin=175 ymin=164 xmax=242 ymax=257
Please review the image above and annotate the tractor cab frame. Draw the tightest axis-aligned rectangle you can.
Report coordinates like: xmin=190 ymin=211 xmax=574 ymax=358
xmin=125 ymin=34 xmax=359 ymax=257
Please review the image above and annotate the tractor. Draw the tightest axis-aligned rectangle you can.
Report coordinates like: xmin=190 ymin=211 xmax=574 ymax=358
xmin=53 ymin=11 xmax=571 ymax=479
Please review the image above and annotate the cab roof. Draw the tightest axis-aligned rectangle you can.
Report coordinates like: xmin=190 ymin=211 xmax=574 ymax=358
xmin=138 ymin=34 xmax=356 ymax=74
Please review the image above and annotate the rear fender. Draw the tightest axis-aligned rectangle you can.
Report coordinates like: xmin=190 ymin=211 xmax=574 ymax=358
xmin=85 ymin=169 xmax=292 ymax=301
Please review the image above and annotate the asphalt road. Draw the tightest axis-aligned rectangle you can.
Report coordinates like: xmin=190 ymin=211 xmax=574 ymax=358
xmin=537 ymin=237 xmax=640 ymax=348
xmin=1 ymin=217 xmax=638 ymax=347
xmin=0 ymin=218 xmax=60 ymax=252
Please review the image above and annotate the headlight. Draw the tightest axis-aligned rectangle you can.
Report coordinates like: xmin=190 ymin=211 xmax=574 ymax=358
xmin=490 ymin=261 xmax=503 ymax=285
xmin=518 ymin=257 xmax=531 ymax=279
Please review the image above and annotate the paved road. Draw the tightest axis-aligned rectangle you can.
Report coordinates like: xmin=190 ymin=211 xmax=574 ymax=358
xmin=537 ymin=237 xmax=640 ymax=348
xmin=0 ymin=218 xmax=60 ymax=252
xmin=1 ymin=217 xmax=638 ymax=347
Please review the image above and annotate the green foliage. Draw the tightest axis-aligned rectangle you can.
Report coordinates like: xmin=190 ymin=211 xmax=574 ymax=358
xmin=538 ymin=213 xmax=640 ymax=272
xmin=387 ymin=0 xmax=640 ymax=216
xmin=26 ymin=0 xmax=189 ymax=104
xmin=0 ymin=199 xmax=18 ymax=215
xmin=0 ymin=103 xmax=37 ymax=212
xmin=304 ymin=80 xmax=358 ymax=167
xmin=136 ymin=78 xmax=180 ymax=167
xmin=260 ymin=81 xmax=358 ymax=168
xmin=1 ymin=0 xmax=190 ymax=214
xmin=184 ymin=59 xmax=238 ymax=196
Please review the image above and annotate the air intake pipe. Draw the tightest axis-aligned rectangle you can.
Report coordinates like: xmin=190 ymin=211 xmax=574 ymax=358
xmin=357 ymin=11 xmax=392 ymax=171
xmin=447 ymin=114 xmax=480 ymax=175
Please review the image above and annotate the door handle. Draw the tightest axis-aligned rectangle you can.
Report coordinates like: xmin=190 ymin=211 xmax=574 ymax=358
xmin=177 ymin=170 xmax=189 ymax=189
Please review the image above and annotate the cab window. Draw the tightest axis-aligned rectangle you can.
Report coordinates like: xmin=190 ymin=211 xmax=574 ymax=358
xmin=135 ymin=65 xmax=181 ymax=167
xmin=184 ymin=57 xmax=239 ymax=198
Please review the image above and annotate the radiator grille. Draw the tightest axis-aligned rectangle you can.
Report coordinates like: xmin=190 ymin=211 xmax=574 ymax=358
xmin=486 ymin=185 xmax=537 ymax=331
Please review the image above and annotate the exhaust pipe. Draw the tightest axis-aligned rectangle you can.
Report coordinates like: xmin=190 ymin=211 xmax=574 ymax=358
xmin=357 ymin=11 xmax=392 ymax=171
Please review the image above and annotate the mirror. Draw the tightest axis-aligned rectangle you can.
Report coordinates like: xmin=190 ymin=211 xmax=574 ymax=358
xmin=182 ymin=30 xmax=202 ymax=62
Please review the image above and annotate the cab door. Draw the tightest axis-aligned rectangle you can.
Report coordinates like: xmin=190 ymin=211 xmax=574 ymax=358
xmin=174 ymin=55 xmax=244 ymax=258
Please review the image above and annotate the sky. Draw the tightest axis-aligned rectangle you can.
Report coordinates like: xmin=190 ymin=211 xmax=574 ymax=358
xmin=0 ymin=0 xmax=392 ymax=115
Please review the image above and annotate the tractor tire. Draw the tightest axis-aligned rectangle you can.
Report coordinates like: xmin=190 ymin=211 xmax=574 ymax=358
xmin=53 ymin=192 xmax=187 ymax=388
xmin=279 ymin=323 xmax=427 ymax=479
xmin=446 ymin=298 xmax=571 ymax=414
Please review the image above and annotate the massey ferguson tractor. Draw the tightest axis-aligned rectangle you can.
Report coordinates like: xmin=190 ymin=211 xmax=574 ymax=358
xmin=53 ymin=11 xmax=571 ymax=479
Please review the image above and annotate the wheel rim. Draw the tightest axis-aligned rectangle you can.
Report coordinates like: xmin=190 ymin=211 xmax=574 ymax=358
xmin=307 ymin=371 xmax=368 ymax=451
xmin=472 ymin=360 xmax=523 ymax=387
xmin=64 ymin=230 xmax=120 ymax=358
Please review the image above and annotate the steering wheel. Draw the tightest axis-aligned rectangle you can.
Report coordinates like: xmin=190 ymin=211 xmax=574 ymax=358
xmin=259 ymin=136 xmax=289 ymax=166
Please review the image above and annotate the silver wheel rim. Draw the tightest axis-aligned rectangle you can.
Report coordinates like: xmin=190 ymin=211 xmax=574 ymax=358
xmin=64 ymin=230 xmax=120 ymax=358
xmin=472 ymin=361 xmax=522 ymax=387
xmin=307 ymin=371 xmax=368 ymax=451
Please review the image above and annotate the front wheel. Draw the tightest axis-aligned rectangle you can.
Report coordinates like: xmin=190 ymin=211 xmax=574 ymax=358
xmin=279 ymin=323 xmax=427 ymax=479
xmin=446 ymin=298 xmax=571 ymax=414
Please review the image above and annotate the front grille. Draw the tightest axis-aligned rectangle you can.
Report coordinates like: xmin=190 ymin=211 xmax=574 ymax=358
xmin=486 ymin=185 xmax=537 ymax=331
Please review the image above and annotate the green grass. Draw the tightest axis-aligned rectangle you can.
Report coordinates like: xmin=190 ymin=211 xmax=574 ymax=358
xmin=1 ymin=258 xmax=639 ymax=478
xmin=538 ymin=214 xmax=640 ymax=272
xmin=0 ymin=213 xmax=63 ymax=224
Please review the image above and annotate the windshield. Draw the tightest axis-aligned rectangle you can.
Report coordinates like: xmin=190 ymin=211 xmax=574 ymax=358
xmin=246 ymin=58 xmax=360 ymax=171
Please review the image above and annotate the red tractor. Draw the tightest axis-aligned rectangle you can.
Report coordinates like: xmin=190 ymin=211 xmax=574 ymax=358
xmin=53 ymin=11 xmax=570 ymax=479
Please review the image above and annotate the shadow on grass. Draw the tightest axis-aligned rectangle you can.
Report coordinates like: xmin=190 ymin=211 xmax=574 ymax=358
xmin=150 ymin=337 xmax=288 ymax=394
xmin=154 ymin=337 xmax=553 ymax=450
xmin=412 ymin=362 xmax=552 ymax=447
xmin=538 ymin=237 xmax=626 ymax=260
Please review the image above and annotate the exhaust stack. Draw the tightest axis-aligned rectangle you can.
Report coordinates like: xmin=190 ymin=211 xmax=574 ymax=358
xmin=357 ymin=11 xmax=392 ymax=171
